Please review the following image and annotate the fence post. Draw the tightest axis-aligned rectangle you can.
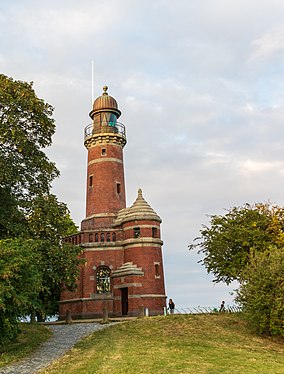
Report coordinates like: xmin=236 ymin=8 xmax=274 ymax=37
xmin=66 ymin=310 xmax=72 ymax=324
xmin=102 ymin=307 xmax=109 ymax=323
xmin=139 ymin=306 xmax=145 ymax=317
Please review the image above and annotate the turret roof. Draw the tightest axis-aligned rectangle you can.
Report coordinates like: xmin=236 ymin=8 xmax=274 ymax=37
xmin=114 ymin=188 xmax=161 ymax=225
xmin=91 ymin=86 xmax=121 ymax=115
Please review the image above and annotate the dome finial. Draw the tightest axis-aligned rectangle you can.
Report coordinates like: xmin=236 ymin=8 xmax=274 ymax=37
xmin=103 ymin=85 xmax=108 ymax=95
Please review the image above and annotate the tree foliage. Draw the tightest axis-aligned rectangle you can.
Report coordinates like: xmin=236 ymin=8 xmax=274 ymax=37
xmin=0 ymin=74 xmax=59 ymax=238
xmin=0 ymin=74 xmax=82 ymax=344
xmin=0 ymin=239 xmax=42 ymax=345
xmin=189 ymin=203 xmax=284 ymax=284
xmin=236 ymin=248 xmax=284 ymax=337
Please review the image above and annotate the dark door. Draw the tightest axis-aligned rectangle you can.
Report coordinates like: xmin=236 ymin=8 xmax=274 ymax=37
xmin=121 ymin=288 xmax=128 ymax=316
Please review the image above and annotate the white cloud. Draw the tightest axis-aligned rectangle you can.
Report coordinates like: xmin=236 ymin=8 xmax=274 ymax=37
xmin=249 ymin=27 xmax=284 ymax=61
xmin=1 ymin=0 xmax=284 ymax=308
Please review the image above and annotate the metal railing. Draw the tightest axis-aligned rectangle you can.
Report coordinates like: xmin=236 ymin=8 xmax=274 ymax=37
xmin=84 ymin=121 xmax=126 ymax=139
xmin=173 ymin=306 xmax=241 ymax=314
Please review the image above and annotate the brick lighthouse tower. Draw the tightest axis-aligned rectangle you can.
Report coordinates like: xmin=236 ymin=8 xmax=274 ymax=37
xmin=59 ymin=86 xmax=166 ymax=318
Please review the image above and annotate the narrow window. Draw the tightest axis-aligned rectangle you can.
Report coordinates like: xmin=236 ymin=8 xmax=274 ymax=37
xmin=116 ymin=183 xmax=121 ymax=194
xmin=152 ymin=227 xmax=157 ymax=238
xmin=101 ymin=233 xmax=105 ymax=242
xmin=101 ymin=148 xmax=106 ymax=156
xmin=89 ymin=175 xmax=93 ymax=187
xmin=134 ymin=227 xmax=140 ymax=238
xmin=95 ymin=233 xmax=99 ymax=242
xmin=89 ymin=233 xmax=93 ymax=242
xmin=112 ymin=232 xmax=116 ymax=242
xmin=106 ymin=232 xmax=110 ymax=242
xmin=96 ymin=267 xmax=111 ymax=293
xmin=155 ymin=264 xmax=160 ymax=277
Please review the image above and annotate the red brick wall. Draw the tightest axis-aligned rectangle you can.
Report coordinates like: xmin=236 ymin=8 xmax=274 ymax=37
xmin=85 ymin=143 xmax=126 ymax=218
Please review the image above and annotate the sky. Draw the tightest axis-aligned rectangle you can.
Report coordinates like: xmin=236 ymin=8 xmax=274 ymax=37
xmin=1 ymin=0 xmax=284 ymax=309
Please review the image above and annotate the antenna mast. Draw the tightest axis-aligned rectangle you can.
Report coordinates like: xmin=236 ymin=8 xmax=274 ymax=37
xmin=91 ymin=60 xmax=94 ymax=104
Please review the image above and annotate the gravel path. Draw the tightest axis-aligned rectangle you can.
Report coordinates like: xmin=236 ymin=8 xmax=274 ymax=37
xmin=0 ymin=323 xmax=108 ymax=374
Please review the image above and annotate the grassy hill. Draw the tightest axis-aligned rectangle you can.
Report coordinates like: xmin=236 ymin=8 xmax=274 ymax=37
xmin=40 ymin=314 xmax=284 ymax=374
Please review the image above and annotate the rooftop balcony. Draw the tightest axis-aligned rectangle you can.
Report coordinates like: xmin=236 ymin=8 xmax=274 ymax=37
xmin=84 ymin=121 xmax=126 ymax=140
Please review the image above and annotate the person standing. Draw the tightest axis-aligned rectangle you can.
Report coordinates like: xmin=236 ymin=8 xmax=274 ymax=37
xmin=219 ymin=300 xmax=225 ymax=312
xmin=168 ymin=298 xmax=175 ymax=314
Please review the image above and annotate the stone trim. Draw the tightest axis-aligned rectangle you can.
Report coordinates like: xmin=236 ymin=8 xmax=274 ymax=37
xmin=85 ymin=133 xmax=126 ymax=149
xmin=122 ymin=238 xmax=163 ymax=248
xmin=82 ymin=213 xmax=117 ymax=221
xmin=88 ymin=158 xmax=123 ymax=165
xmin=113 ymin=283 xmax=142 ymax=289
xmin=123 ymin=224 xmax=160 ymax=230
xmin=112 ymin=262 xmax=144 ymax=278
xmin=84 ymin=246 xmax=124 ymax=251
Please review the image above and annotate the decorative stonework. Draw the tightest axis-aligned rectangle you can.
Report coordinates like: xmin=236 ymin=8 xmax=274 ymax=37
xmin=112 ymin=262 xmax=144 ymax=278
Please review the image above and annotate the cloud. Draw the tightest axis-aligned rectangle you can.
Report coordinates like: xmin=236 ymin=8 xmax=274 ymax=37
xmin=1 ymin=0 xmax=284 ymax=309
xmin=249 ymin=27 xmax=284 ymax=61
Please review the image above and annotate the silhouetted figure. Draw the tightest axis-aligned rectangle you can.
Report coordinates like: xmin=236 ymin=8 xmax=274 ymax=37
xmin=168 ymin=298 xmax=175 ymax=314
xmin=219 ymin=300 xmax=225 ymax=312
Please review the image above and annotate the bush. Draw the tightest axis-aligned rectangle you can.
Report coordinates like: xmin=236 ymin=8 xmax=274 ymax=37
xmin=236 ymin=247 xmax=284 ymax=337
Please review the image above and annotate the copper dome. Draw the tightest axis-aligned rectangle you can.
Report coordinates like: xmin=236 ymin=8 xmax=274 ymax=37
xmin=90 ymin=86 xmax=121 ymax=119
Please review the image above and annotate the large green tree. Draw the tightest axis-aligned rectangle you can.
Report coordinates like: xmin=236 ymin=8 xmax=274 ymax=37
xmin=0 ymin=74 xmax=59 ymax=238
xmin=189 ymin=203 xmax=284 ymax=284
xmin=190 ymin=202 xmax=284 ymax=337
xmin=0 ymin=74 xmax=82 ymax=343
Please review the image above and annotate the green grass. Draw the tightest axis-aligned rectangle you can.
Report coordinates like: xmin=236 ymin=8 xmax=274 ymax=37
xmin=0 ymin=323 xmax=51 ymax=368
xmin=40 ymin=314 xmax=284 ymax=374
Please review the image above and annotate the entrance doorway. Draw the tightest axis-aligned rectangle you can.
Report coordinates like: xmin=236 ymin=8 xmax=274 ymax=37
xmin=121 ymin=288 xmax=128 ymax=315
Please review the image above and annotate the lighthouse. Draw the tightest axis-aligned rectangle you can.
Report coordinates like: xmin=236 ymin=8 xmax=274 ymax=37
xmin=59 ymin=87 xmax=166 ymax=318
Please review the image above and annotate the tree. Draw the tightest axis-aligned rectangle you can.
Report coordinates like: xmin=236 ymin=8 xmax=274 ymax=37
xmin=0 ymin=74 xmax=59 ymax=238
xmin=0 ymin=239 xmax=42 ymax=346
xmin=236 ymin=247 xmax=284 ymax=337
xmin=189 ymin=203 xmax=284 ymax=284
xmin=190 ymin=202 xmax=284 ymax=337
xmin=27 ymin=194 xmax=83 ymax=319
xmin=0 ymin=74 xmax=82 ymax=341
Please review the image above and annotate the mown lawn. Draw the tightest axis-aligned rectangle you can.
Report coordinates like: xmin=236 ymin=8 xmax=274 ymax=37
xmin=0 ymin=323 xmax=51 ymax=368
xmin=40 ymin=314 xmax=284 ymax=374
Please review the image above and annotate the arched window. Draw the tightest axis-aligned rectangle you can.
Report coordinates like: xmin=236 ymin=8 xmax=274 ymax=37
xmin=106 ymin=232 xmax=110 ymax=242
xmin=89 ymin=233 xmax=93 ymax=242
xmin=96 ymin=267 xmax=111 ymax=293
xmin=112 ymin=232 xmax=116 ymax=242
xmin=95 ymin=233 xmax=99 ymax=242
xmin=101 ymin=233 xmax=105 ymax=242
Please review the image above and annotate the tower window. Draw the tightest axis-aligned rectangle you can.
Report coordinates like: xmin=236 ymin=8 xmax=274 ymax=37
xmin=89 ymin=175 xmax=93 ymax=187
xmin=96 ymin=267 xmax=111 ymax=293
xmin=116 ymin=183 xmax=121 ymax=194
xmin=101 ymin=233 xmax=105 ymax=242
xmin=152 ymin=227 xmax=157 ymax=238
xmin=112 ymin=232 xmax=116 ymax=242
xmin=89 ymin=233 xmax=93 ymax=242
xmin=106 ymin=232 xmax=110 ymax=242
xmin=101 ymin=148 xmax=106 ymax=156
xmin=95 ymin=233 xmax=99 ymax=242
xmin=134 ymin=227 xmax=140 ymax=238
xmin=155 ymin=264 xmax=160 ymax=277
